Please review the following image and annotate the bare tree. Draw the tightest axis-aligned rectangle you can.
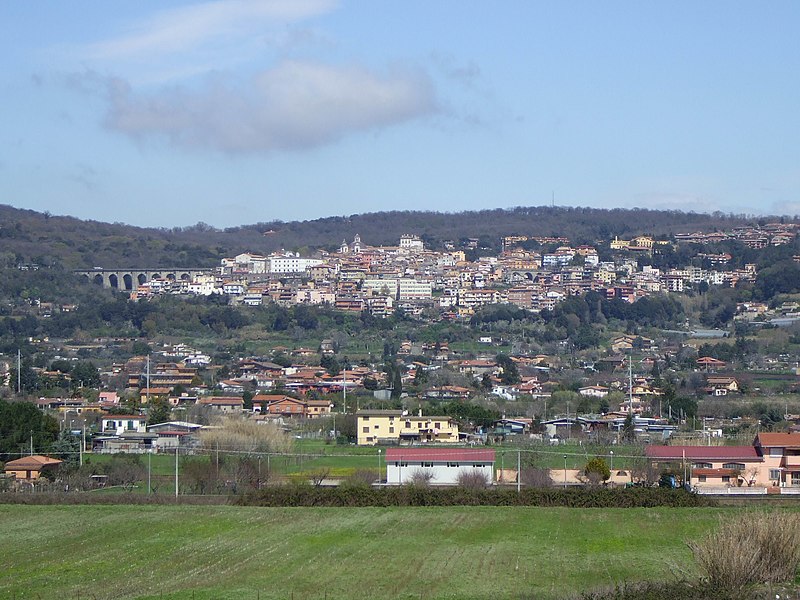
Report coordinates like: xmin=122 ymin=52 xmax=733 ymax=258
xmin=520 ymin=466 xmax=554 ymax=487
xmin=457 ymin=469 xmax=490 ymax=489
xmin=309 ymin=468 xmax=331 ymax=487
xmin=407 ymin=470 xmax=434 ymax=487
xmin=345 ymin=469 xmax=378 ymax=487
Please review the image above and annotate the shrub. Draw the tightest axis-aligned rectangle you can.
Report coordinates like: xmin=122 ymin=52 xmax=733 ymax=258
xmin=521 ymin=466 xmax=553 ymax=487
xmin=198 ymin=417 xmax=292 ymax=454
xmin=583 ymin=457 xmax=611 ymax=486
xmin=344 ymin=469 xmax=378 ymax=487
xmin=407 ymin=470 xmax=434 ymax=487
xmin=457 ymin=469 xmax=490 ymax=489
xmin=689 ymin=511 xmax=800 ymax=590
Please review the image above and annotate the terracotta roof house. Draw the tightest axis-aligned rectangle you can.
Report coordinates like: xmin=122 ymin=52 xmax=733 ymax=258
xmin=646 ymin=445 xmax=763 ymax=488
xmin=696 ymin=356 xmax=727 ymax=371
xmin=705 ymin=376 xmax=740 ymax=396
xmin=754 ymin=433 xmax=800 ymax=487
xmin=4 ymin=455 xmax=63 ymax=480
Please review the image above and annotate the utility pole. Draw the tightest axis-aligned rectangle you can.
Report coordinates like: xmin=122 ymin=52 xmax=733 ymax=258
xmin=146 ymin=355 xmax=151 ymax=405
xmin=17 ymin=349 xmax=21 ymax=395
xmin=628 ymin=353 xmax=633 ymax=414
xmin=80 ymin=422 xmax=85 ymax=467
xmin=517 ymin=450 xmax=521 ymax=493
xmin=148 ymin=451 xmax=151 ymax=495
xmin=175 ymin=447 xmax=179 ymax=498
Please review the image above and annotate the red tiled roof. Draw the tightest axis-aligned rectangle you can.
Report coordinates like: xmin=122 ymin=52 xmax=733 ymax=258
xmin=102 ymin=415 xmax=146 ymax=420
xmin=4 ymin=455 xmax=63 ymax=470
xmin=693 ymin=468 xmax=738 ymax=476
xmin=645 ymin=446 xmax=760 ymax=461
xmin=198 ymin=397 xmax=242 ymax=406
xmin=756 ymin=433 xmax=800 ymax=448
xmin=385 ymin=448 xmax=495 ymax=462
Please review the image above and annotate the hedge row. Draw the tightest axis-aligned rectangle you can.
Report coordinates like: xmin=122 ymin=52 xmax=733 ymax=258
xmin=0 ymin=492 xmax=232 ymax=506
xmin=235 ymin=485 xmax=717 ymax=508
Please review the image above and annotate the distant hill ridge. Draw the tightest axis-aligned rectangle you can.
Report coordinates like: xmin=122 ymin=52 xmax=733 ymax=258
xmin=0 ymin=203 xmax=781 ymax=270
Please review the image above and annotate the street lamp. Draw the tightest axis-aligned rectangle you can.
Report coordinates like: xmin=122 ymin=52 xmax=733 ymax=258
xmin=563 ymin=455 xmax=567 ymax=488
xmin=610 ymin=450 xmax=614 ymax=473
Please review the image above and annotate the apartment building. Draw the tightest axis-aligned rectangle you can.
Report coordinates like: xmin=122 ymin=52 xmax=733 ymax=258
xmin=356 ymin=410 xmax=459 ymax=446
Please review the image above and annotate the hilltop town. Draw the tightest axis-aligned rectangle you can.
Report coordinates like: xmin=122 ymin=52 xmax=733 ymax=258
xmin=2 ymin=210 xmax=800 ymax=499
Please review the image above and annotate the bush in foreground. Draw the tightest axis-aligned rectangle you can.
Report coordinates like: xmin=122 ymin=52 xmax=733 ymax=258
xmin=689 ymin=510 xmax=800 ymax=591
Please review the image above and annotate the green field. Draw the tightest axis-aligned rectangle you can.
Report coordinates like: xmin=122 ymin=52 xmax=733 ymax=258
xmin=0 ymin=504 xmax=736 ymax=600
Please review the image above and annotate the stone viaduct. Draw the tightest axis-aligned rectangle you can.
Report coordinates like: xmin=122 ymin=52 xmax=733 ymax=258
xmin=73 ymin=268 xmax=213 ymax=291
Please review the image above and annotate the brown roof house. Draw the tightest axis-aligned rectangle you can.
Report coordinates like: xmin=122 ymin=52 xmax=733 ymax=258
xmin=4 ymin=455 xmax=63 ymax=481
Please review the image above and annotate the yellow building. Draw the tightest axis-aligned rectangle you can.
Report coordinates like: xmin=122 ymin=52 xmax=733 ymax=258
xmin=631 ymin=235 xmax=654 ymax=249
xmin=356 ymin=410 xmax=459 ymax=446
xmin=609 ymin=236 xmax=630 ymax=250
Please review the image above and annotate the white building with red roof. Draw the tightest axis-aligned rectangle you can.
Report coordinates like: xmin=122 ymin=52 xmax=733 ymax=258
xmin=385 ymin=447 xmax=495 ymax=485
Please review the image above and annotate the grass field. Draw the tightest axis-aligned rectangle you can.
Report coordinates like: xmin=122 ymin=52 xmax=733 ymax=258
xmin=82 ymin=441 xmax=643 ymax=488
xmin=0 ymin=504 xmax=738 ymax=600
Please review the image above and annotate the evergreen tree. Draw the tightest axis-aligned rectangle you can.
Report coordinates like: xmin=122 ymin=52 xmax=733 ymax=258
xmin=496 ymin=353 xmax=521 ymax=385
xmin=51 ymin=429 xmax=81 ymax=470
xmin=147 ymin=397 xmax=172 ymax=426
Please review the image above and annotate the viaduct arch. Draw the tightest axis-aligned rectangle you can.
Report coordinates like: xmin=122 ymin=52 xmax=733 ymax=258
xmin=74 ymin=268 xmax=213 ymax=291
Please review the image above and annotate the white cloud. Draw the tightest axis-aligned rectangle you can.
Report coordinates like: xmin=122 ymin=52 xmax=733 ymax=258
xmin=101 ymin=60 xmax=438 ymax=153
xmin=84 ymin=0 xmax=337 ymax=60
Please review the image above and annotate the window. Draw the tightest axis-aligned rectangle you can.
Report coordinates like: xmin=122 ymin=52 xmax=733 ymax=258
xmin=362 ymin=416 xmax=370 ymax=421
xmin=389 ymin=427 xmax=394 ymax=434
xmin=770 ymin=447 xmax=784 ymax=457
xmin=422 ymin=462 xmax=433 ymax=468
xmin=693 ymin=462 xmax=713 ymax=469
xmin=435 ymin=422 xmax=440 ymax=429
xmin=405 ymin=421 xmax=411 ymax=429
xmin=770 ymin=469 xmax=781 ymax=480
xmin=722 ymin=463 xmax=746 ymax=471
xmin=362 ymin=427 xmax=369 ymax=433
xmin=698 ymin=475 xmax=706 ymax=482
xmin=374 ymin=425 xmax=379 ymax=430
xmin=721 ymin=476 xmax=730 ymax=483
xmin=447 ymin=462 xmax=459 ymax=468
xmin=417 ymin=423 xmax=423 ymax=429
xmin=400 ymin=462 xmax=408 ymax=467
xmin=127 ymin=420 xmax=134 ymax=430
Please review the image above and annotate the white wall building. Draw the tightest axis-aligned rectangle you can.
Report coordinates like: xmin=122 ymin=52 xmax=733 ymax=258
xmin=397 ymin=278 xmax=433 ymax=301
xmin=385 ymin=448 xmax=495 ymax=485
xmin=268 ymin=253 xmax=324 ymax=274
xmin=399 ymin=234 xmax=424 ymax=252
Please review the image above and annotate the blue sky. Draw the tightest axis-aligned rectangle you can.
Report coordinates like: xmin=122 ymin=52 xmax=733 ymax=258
xmin=1 ymin=1 xmax=798 ymax=228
